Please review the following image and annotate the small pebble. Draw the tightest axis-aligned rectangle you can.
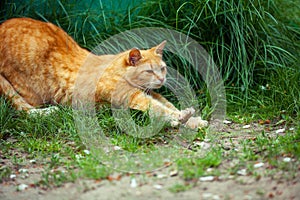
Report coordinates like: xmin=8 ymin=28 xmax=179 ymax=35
xmin=206 ymin=168 xmax=213 ymax=172
xmin=153 ymin=184 xmax=163 ymax=190
xmin=254 ymin=162 xmax=264 ymax=168
xmin=197 ymin=142 xmax=211 ymax=150
xmin=275 ymin=128 xmax=285 ymax=134
xmin=29 ymin=159 xmax=36 ymax=164
xmin=223 ymin=120 xmax=232 ymax=124
xmin=75 ymin=154 xmax=83 ymax=159
xmin=156 ymin=174 xmax=167 ymax=179
xmin=242 ymin=125 xmax=251 ymax=129
xmin=169 ymin=170 xmax=178 ymax=177
xmin=199 ymin=176 xmax=214 ymax=182
xmin=10 ymin=174 xmax=16 ymax=179
xmin=113 ymin=146 xmax=122 ymax=151
xmin=83 ymin=149 xmax=90 ymax=155
xmin=17 ymin=184 xmax=28 ymax=191
xmin=202 ymin=193 xmax=220 ymax=200
xmin=130 ymin=178 xmax=137 ymax=188
xmin=237 ymin=169 xmax=247 ymax=176
xmin=18 ymin=169 xmax=28 ymax=173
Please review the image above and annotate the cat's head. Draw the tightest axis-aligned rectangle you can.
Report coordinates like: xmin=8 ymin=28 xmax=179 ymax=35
xmin=124 ymin=41 xmax=167 ymax=90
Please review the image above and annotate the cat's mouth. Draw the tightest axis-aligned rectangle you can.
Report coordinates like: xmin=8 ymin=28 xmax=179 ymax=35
xmin=150 ymin=83 xmax=164 ymax=89
xmin=143 ymin=80 xmax=165 ymax=89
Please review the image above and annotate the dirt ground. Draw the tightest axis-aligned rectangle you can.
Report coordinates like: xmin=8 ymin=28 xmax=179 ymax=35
xmin=1 ymin=122 xmax=299 ymax=200
xmin=1 ymin=169 xmax=299 ymax=200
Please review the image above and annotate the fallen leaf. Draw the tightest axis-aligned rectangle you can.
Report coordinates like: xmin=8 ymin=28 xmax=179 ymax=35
xmin=268 ymin=192 xmax=274 ymax=198
xmin=107 ymin=174 xmax=122 ymax=181
xmin=265 ymin=119 xmax=271 ymax=124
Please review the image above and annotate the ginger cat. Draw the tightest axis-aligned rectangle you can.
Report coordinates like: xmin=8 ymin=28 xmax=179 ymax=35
xmin=0 ymin=18 xmax=208 ymax=129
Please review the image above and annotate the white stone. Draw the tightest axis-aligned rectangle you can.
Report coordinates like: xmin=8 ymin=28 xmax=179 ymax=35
xmin=83 ymin=149 xmax=90 ymax=155
xmin=223 ymin=120 xmax=232 ymax=124
xmin=113 ymin=146 xmax=122 ymax=151
xmin=156 ymin=174 xmax=167 ymax=179
xmin=17 ymin=184 xmax=28 ymax=191
xmin=153 ymin=184 xmax=163 ymax=190
xmin=242 ymin=125 xmax=251 ymax=129
xmin=169 ymin=170 xmax=178 ymax=177
xmin=237 ymin=169 xmax=247 ymax=176
xmin=199 ymin=176 xmax=214 ymax=182
xmin=206 ymin=168 xmax=213 ymax=172
xmin=18 ymin=169 xmax=28 ymax=173
xmin=130 ymin=178 xmax=137 ymax=188
xmin=283 ymin=157 xmax=291 ymax=162
xmin=275 ymin=128 xmax=285 ymax=134
xmin=10 ymin=174 xmax=16 ymax=179
xmin=253 ymin=162 xmax=264 ymax=168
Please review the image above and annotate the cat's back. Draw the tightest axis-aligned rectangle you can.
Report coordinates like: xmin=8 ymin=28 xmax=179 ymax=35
xmin=0 ymin=18 xmax=89 ymax=106
xmin=0 ymin=17 xmax=86 ymax=71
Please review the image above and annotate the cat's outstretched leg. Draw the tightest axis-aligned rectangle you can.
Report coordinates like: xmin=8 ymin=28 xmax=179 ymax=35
xmin=128 ymin=90 xmax=207 ymax=129
xmin=0 ymin=74 xmax=34 ymax=110
xmin=150 ymin=92 xmax=195 ymax=124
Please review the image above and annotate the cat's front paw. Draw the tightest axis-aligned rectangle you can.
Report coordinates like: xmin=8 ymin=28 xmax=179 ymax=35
xmin=184 ymin=117 xmax=208 ymax=129
xmin=178 ymin=107 xmax=195 ymax=123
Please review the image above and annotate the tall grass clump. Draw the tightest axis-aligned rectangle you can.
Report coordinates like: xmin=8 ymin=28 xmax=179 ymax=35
xmin=137 ymin=0 xmax=300 ymax=116
xmin=1 ymin=0 xmax=299 ymax=118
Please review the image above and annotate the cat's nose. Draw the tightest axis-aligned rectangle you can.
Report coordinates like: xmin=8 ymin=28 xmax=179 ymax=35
xmin=159 ymin=77 xmax=165 ymax=84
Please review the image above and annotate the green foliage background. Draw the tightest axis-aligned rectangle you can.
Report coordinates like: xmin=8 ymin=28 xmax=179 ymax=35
xmin=1 ymin=0 xmax=299 ymax=118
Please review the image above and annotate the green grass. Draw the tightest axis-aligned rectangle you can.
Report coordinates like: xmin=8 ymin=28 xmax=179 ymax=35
xmin=0 ymin=0 xmax=299 ymax=190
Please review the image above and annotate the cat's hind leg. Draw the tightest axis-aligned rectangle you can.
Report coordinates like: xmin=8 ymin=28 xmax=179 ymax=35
xmin=0 ymin=74 xmax=34 ymax=110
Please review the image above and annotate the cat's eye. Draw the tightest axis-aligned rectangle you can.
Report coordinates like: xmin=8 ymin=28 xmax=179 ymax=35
xmin=145 ymin=70 xmax=154 ymax=73
xmin=161 ymin=66 xmax=166 ymax=71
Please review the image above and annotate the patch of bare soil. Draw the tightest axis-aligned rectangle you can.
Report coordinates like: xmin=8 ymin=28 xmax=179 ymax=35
xmin=1 ymin=122 xmax=299 ymax=200
xmin=1 ymin=171 xmax=299 ymax=200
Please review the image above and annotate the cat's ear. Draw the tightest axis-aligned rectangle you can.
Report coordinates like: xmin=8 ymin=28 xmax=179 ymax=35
xmin=154 ymin=40 xmax=167 ymax=56
xmin=129 ymin=48 xmax=142 ymax=66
